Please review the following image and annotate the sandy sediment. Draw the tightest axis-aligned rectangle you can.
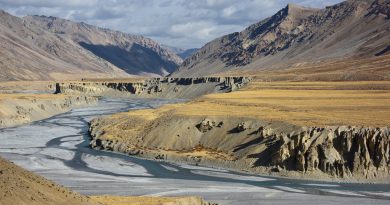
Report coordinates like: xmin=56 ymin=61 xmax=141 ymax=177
xmin=0 ymin=94 xmax=97 ymax=128
xmin=1 ymin=155 xmax=213 ymax=205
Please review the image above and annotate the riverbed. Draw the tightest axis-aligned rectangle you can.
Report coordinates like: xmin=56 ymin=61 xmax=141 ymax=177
xmin=0 ymin=98 xmax=389 ymax=205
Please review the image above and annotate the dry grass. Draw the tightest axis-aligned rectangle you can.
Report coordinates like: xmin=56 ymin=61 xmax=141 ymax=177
xmin=175 ymin=145 xmax=236 ymax=160
xmin=0 ymin=81 xmax=54 ymax=93
xmin=220 ymin=55 xmax=390 ymax=81
xmin=122 ymin=81 xmax=390 ymax=127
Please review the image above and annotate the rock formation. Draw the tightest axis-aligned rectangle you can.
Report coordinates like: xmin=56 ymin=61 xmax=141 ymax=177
xmin=89 ymin=113 xmax=390 ymax=181
xmin=256 ymin=126 xmax=390 ymax=179
xmin=54 ymin=77 xmax=252 ymax=98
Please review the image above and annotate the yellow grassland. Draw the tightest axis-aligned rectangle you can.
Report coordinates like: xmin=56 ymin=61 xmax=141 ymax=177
xmin=115 ymin=81 xmax=390 ymax=127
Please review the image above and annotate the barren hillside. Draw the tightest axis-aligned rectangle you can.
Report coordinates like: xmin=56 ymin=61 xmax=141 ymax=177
xmin=173 ymin=0 xmax=390 ymax=77
xmin=0 ymin=11 xmax=182 ymax=81
xmin=0 ymin=156 xmax=99 ymax=205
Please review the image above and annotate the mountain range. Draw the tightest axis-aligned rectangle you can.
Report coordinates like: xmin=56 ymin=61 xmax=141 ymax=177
xmin=172 ymin=0 xmax=390 ymax=77
xmin=161 ymin=45 xmax=199 ymax=60
xmin=0 ymin=11 xmax=182 ymax=81
xmin=0 ymin=0 xmax=389 ymax=80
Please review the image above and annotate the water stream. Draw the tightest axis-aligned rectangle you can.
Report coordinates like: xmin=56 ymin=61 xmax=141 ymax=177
xmin=0 ymin=98 xmax=389 ymax=205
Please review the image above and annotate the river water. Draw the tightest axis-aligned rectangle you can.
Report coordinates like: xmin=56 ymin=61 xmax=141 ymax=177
xmin=0 ymin=98 xmax=389 ymax=205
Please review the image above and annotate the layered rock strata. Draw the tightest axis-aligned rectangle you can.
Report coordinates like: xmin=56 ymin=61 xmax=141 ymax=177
xmin=55 ymin=77 xmax=251 ymax=98
xmin=89 ymin=115 xmax=390 ymax=181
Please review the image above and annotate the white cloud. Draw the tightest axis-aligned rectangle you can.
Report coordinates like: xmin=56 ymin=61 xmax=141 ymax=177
xmin=0 ymin=0 xmax=98 ymax=8
xmin=0 ymin=0 xmax=344 ymax=48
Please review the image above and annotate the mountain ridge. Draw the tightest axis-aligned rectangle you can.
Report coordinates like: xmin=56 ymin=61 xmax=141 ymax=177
xmin=0 ymin=11 xmax=182 ymax=80
xmin=161 ymin=44 xmax=199 ymax=60
xmin=172 ymin=0 xmax=390 ymax=77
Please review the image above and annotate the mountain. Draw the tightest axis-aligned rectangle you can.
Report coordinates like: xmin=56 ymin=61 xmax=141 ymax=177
xmin=177 ymin=48 xmax=199 ymax=59
xmin=172 ymin=0 xmax=390 ymax=77
xmin=0 ymin=11 xmax=182 ymax=81
xmin=162 ymin=45 xmax=198 ymax=60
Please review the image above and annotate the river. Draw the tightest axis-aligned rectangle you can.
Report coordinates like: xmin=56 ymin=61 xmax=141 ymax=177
xmin=0 ymin=98 xmax=389 ymax=205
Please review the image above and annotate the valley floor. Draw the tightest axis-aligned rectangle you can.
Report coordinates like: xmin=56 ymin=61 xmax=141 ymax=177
xmin=1 ymin=98 xmax=389 ymax=205
xmin=89 ymin=80 xmax=390 ymax=182
xmin=1 ymin=79 xmax=390 ymax=205
xmin=0 ymin=83 xmax=209 ymax=205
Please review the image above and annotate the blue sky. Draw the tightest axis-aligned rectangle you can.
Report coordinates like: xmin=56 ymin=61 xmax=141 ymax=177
xmin=0 ymin=0 xmax=343 ymax=49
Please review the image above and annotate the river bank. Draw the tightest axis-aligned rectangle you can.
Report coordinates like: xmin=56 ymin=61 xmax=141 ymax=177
xmin=0 ymin=93 xmax=97 ymax=128
xmin=0 ymin=98 xmax=212 ymax=205
xmin=1 ymin=98 xmax=390 ymax=205
xmin=87 ymin=81 xmax=390 ymax=183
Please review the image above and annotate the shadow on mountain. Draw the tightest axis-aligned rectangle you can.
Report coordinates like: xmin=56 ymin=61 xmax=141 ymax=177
xmin=79 ymin=42 xmax=178 ymax=75
xmin=375 ymin=46 xmax=390 ymax=56
xmin=178 ymin=48 xmax=198 ymax=60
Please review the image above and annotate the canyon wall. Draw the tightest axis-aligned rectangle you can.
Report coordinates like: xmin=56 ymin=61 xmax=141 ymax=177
xmin=0 ymin=95 xmax=97 ymax=128
xmin=54 ymin=77 xmax=252 ymax=98
xmin=89 ymin=114 xmax=390 ymax=182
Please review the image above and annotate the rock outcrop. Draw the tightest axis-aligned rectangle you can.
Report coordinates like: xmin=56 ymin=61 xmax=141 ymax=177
xmin=55 ymin=77 xmax=252 ymax=98
xmin=255 ymin=126 xmax=390 ymax=179
xmin=89 ymin=113 xmax=390 ymax=181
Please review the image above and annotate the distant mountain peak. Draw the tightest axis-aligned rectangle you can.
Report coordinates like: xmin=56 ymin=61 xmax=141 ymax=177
xmin=282 ymin=3 xmax=319 ymax=19
xmin=286 ymin=3 xmax=314 ymax=13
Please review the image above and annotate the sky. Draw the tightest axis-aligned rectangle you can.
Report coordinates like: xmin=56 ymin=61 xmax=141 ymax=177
xmin=0 ymin=0 xmax=343 ymax=49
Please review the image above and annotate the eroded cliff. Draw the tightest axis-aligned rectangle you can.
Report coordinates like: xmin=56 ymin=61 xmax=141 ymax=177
xmin=89 ymin=114 xmax=390 ymax=182
xmin=0 ymin=94 xmax=97 ymax=128
xmin=55 ymin=77 xmax=252 ymax=98
xmin=87 ymin=81 xmax=390 ymax=182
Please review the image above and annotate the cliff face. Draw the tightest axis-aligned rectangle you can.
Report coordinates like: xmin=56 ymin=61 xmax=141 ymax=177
xmin=173 ymin=0 xmax=390 ymax=77
xmin=258 ymin=126 xmax=390 ymax=179
xmin=89 ymin=113 xmax=390 ymax=181
xmin=0 ymin=94 xmax=97 ymax=128
xmin=54 ymin=77 xmax=252 ymax=99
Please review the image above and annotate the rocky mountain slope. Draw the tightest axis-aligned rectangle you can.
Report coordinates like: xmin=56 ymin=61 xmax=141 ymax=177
xmin=0 ymin=10 xmax=182 ymax=81
xmin=173 ymin=0 xmax=390 ymax=77
xmin=176 ymin=48 xmax=199 ymax=60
